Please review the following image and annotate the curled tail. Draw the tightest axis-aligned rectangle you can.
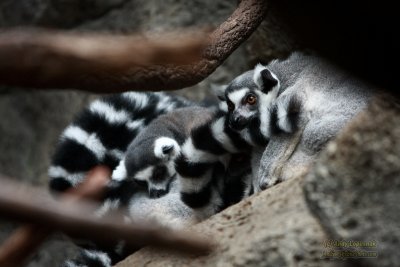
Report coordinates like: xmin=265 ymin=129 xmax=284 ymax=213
xmin=49 ymin=92 xmax=192 ymax=192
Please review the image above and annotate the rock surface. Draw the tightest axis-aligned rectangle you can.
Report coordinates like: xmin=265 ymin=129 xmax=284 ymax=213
xmin=115 ymin=175 xmax=338 ymax=267
xmin=304 ymin=95 xmax=400 ymax=267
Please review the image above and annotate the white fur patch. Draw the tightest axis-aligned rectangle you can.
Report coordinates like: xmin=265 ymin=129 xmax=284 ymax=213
xmin=219 ymin=101 xmax=228 ymax=112
xmin=154 ymin=137 xmax=180 ymax=159
xmin=277 ymin=98 xmax=293 ymax=133
xmin=211 ymin=117 xmax=238 ymax=153
xmin=62 ymin=126 xmax=106 ymax=160
xmin=48 ymin=166 xmax=85 ymax=186
xmin=227 ymin=89 xmax=248 ymax=106
xmin=111 ymin=160 xmax=127 ymax=181
xmin=166 ymin=161 xmax=176 ymax=180
xmin=181 ymin=139 xmax=219 ymax=163
xmin=135 ymin=166 xmax=154 ymax=181
xmin=90 ymin=100 xmax=130 ymax=124
xmin=82 ymin=249 xmax=111 ymax=267
xmin=48 ymin=165 xmax=68 ymax=178
xmin=149 ymin=179 xmax=170 ymax=191
xmin=126 ymin=119 xmax=145 ymax=131
xmin=257 ymin=88 xmax=279 ymax=138
xmin=259 ymin=106 xmax=272 ymax=139
xmin=122 ymin=92 xmax=149 ymax=109
xmin=253 ymin=63 xmax=268 ymax=89
xmin=156 ymin=95 xmax=175 ymax=112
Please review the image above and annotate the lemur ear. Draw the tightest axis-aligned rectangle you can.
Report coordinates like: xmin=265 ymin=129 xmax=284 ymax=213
xmin=154 ymin=137 xmax=180 ymax=159
xmin=162 ymin=144 xmax=174 ymax=154
xmin=211 ymin=83 xmax=228 ymax=101
xmin=253 ymin=64 xmax=279 ymax=93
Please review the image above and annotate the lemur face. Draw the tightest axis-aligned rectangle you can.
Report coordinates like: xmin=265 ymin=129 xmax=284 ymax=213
xmin=114 ymin=137 xmax=180 ymax=198
xmin=215 ymin=64 xmax=280 ymax=132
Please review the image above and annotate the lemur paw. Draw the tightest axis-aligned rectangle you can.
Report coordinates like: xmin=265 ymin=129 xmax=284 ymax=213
xmin=259 ymin=176 xmax=281 ymax=191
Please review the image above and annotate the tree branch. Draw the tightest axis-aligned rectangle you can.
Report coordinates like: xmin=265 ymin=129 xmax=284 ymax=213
xmin=0 ymin=166 xmax=111 ymax=267
xmin=0 ymin=30 xmax=207 ymax=92
xmin=0 ymin=174 xmax=213 ymax=265
xmin=0 ymin=0 xmax=267 ymax=92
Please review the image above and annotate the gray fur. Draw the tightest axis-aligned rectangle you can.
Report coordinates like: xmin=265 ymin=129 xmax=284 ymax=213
xmin=116 ymin=106 xmax=215 ymax=197
xmin=127 ymin=179 xmax=198 ymax=228
xmin=257 ymin=52 xmax=375 ymax=191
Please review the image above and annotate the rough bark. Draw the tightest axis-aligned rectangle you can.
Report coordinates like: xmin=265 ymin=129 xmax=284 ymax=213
xmin=0 ymin=0 xmax=267 ymax=93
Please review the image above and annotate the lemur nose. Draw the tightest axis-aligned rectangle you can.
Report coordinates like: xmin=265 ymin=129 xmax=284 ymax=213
xmin=230 ymin=116 xmax=248 ymax=130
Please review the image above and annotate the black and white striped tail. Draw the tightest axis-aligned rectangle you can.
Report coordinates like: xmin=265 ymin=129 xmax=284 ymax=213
xmin=49 ymin=92 xmax=192 ymax=192
xmin=175 ymin=110 xmax=257 ymax=217
xmin=62 ymin=247 xmax=127 ymax=267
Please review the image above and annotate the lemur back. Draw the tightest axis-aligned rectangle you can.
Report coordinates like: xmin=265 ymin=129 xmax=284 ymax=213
xmin=48 ymin=92 xmax=193 ymax=192
xmin=108 ymin=106 xmax=217 ymax=201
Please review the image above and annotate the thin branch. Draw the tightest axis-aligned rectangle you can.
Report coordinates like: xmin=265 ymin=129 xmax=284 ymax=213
xmin=0 ymin=0 xmax=267 ymax=92
xmin=0 ymin=166 xmax=111 ymax=267
xmin=0 ymin=226 xmax=51 ymax=267
xmin=0 ymin=174 xmax=213 ymax=260
xmin=0 ymin=30 xmax=207 ymax=92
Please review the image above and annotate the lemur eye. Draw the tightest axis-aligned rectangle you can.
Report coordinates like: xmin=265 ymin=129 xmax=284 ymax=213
xmin=246 ymin=94 xmax=257 ymax=105
xmin=227 ymin=100 xmax=235 ymax=112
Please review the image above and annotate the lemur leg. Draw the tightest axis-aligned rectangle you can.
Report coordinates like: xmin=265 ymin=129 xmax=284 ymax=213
xmin=257 ymin=127 xmax=305 ymax=191
xmin=258 ymin=114 xmax=347 ymax=191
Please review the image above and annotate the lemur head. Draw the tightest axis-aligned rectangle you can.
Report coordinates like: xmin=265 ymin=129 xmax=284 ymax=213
xmin=214 ymin=64 xmax=280 ymax=131
xmin=113 ymin=136 xmax=180 ymax=198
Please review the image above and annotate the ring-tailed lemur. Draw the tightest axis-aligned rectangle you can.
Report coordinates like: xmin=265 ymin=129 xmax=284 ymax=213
xmin=48 ymin=92 xmax=193 ymax=193
xmin=256 ymin=52 xmax=376 ymax=191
